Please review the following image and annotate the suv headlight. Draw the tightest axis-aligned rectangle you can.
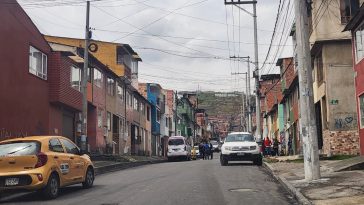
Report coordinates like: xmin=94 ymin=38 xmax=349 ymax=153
xmin=224 ymin=146 xmax=232 ymax=151
xmin=250 ymin=146 xmax=257 ymax=150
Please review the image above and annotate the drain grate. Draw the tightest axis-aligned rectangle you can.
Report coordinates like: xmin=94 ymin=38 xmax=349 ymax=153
xmin=229 ymin=188 xmax=257 ymax=192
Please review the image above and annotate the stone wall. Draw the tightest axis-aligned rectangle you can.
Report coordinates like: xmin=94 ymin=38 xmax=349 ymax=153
xmin=322 ymin=130 xmax=360 ymax=156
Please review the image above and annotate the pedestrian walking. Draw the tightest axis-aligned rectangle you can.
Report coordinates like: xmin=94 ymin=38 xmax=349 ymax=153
xmin=273 ymin=137 xmax=279 ymax=156
xmin=204 ymin=142 xmax=210 ymax=160
xmin=264 ymin=137 xmax=272 ymax=156
xmin=199 ymin=142 xmax=205 ymax=160
xmin=209 ymin=142 xmax=213 ymax=160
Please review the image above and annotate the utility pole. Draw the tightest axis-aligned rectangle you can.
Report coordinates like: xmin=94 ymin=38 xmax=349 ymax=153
xmin=80 ymin=1 xmax=90 ymax=153
xmin=224 ymin=0 xmax=260 ymax=140
xmin=231 ymin=71 xmax=248 ymax=132
xmin=230 ymin=55 xmax=252 ymax=132
xmin=174 ymin=91 xmax=178 ymax=135
xmin=295 ymin=0 xmax=320 ymax=180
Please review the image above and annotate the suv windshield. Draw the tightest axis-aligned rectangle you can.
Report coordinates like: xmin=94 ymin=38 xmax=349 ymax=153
xmin=168 ymin=139 xmax=184 ymax=146
xmin=0 ymin=141 xmax=40 ymax=156
xmin=225 ymin=134 xmax=255 ymax=142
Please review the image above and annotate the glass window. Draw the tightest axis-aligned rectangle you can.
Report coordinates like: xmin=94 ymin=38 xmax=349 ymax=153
xmin=98 ymin=109 xmax=103 ymax=128
xmin=340 ymin=0 xmax=359 ymax=24
xmin=360 ymin=94 xmax=364 ymax=128
xmin=71 ymin=66 xmax=81 ymax=91
xmin=168 ymin=138 xmax=184 ymax=146
xmin=225 ymin=134 xmax=255 ymax=142
xmin=107 ymin=112 xmax=111 ymax=131
xmin=94 ymin=69 xmax=103 ymax=88
xmin=316 ymin=50 xmax=324 ymax=84
xmin=0 ymin=141 xmax=40 ymax=156
xmin=107 ymin=77 xmax=115 ymax=96
xmin=147 ymin=106 xmax=150 ymax=121
xmin=29 ymin=46 xmax=47 ymax=80
xmin=60 ymin=139 xmax=80 ymax=155
xmin=49 ymin=138 xmax=64 ymax=153
xmin=117 ymin=83 xmax=124 ymax=100
xmin=157 ymin=108 xmax=161 ymax=123
xmin=134 ymin=97 xmax=138 ymax=110
xmin=355 ymin=23 xmax=364 ymax=63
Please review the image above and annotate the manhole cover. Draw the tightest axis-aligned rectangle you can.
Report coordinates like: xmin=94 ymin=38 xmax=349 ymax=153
xmin=229 ymin=188 xmax=256 ymax=192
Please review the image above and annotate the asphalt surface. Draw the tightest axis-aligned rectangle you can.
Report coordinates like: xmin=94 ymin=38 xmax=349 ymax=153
xmin=1 ymin=157 xmax=297 ymax=205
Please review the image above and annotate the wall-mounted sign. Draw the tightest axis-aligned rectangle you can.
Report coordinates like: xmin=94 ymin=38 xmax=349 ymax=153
xmin=88 ymin=43 xmax=98 ymax=53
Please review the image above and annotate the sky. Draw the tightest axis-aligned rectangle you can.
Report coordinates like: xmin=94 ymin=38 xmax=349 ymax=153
xmin=19 ymin=0 xmax=295 ymax=93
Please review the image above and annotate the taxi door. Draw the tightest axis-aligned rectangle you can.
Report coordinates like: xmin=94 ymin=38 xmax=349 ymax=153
xmin=48 ymin=138 xmax=72 ymax=184
xmin=59 ymin=138 xmax=85 ymax=182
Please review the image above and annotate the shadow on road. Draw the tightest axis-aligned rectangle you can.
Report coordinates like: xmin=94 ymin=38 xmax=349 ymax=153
xmin=227 ymin=162 xmax=255 ymax=166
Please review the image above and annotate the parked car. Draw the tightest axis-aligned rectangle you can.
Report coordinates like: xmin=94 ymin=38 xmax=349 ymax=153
xmin=220 ymin=132 xmax=262 ymax=166
xmin=0 ymin=136 xmax=94 ymax=199
xmin=167 ymin=136 xmax=191 ymax=161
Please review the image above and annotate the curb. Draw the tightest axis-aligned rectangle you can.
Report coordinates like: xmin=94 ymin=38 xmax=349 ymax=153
xmin=94 ymin=159 xmax=167 ymax=176
xmin=263 ymin=162 xmax=312 ymax=205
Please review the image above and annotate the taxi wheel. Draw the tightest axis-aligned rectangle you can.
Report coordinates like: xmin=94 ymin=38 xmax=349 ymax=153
xmin=82 ymin=167 xmax=94 ymax=189
xmin=42 ymin=173 xmax=59 ymax=199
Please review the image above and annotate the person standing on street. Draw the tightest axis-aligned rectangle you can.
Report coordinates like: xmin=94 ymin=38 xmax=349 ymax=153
xmin=273 ymin=137 xmax=280 ymax=156
xmin=264 ymin=137 xmax=272 ymax=156
xmin=199 ymin=142 xmax=205 ymax=160
xmin=209 ymin=142 xmax=213 ymax=160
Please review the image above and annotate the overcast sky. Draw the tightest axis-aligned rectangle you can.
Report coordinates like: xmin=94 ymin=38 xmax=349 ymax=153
xmin=19 ymin=0 xmax=294 ymax=93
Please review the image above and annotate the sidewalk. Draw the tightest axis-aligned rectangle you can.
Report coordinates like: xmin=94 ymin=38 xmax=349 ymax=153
xmin=92 ymin=155 xmax=167 ymax=175
xmin=264 ymin=156 xmax=364 ymax=205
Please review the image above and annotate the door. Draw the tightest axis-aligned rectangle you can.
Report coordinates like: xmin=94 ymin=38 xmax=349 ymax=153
xmin=315 ymin=102 xmax=323 ymax=150
xmin=60 ymin=138 xmax=84 ymax=182
xmin=62 ymin=110 xmax=75 ymax=141
xmin=49 ymin=138 xmax=72 ymax=184
xmin=131 ymin=124 xmax=136 ymax=155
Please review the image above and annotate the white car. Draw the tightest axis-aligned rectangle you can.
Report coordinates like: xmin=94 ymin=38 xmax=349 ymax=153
xmin=220 ymin=132 xmax=262 ymax=166
xmin=167 ymin=136 xmax=191 ymax=161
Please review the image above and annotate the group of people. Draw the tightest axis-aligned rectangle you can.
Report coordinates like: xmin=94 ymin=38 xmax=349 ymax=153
xmin=198 ymin=141 xmax=214 ymax=160
xmin=262 ymin=136 xmax=280 ymax=157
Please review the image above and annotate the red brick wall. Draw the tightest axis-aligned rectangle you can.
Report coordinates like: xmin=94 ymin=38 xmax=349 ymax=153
xmin=354 ymin=53 xmax=364 ymax=155
xmin=48 ymin=52 xmax=82 ymax=110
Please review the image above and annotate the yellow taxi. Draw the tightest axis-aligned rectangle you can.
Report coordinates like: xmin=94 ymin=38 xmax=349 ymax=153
xmin=0 ymin=136 xmax=94 ymax=199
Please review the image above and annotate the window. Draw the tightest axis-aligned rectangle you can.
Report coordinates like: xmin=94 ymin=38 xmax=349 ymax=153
xmin=140 ymin=103 xmax=145 ymax=115
xmin=316 ymin=50 xmax=324 ymax=84
xmin=0 ymin=141 xmax=40 ymax=156
xmin=360 ymin=94 xmax=364 ymax=128
xmin=166 ymin=117 xmax=169 ymax=127
xmin=157 ymin=108 xmax=161 ymax=123
xmin=134 ymin=97 xmax=138 ymax=110
xmin=49 ymin=138 xmax=64 ymax=153
xmin=107 ymin=112 xmax=111 ymax=131
xmin=129 ymin=93 xmax=133 ymax=107
xmin=117 ymin=83 xmax=124 ymax=100
xmin=355 ymin=23 xmax=364 ymax=62
xmin=147 ymin=106 xmax=150 ymax=121
xmin=94 ymin=69 xmax=103 ymax=88
xmin=71 ymin=66 xmax=81 ymax=91
xmin=107 ymin=77 xmax=115 ymax=96
xmin=60 ymin=139 xmax=80 ymax=155
xmin=340 ymin=0 xmax=359 ymax=24
xmin=98 ymin=109 xmax=103 ymax=128
xmin=131 ymin=60 xmax=138 ymax=74
xmin=29 ymin=46 xmax=47 ymax=80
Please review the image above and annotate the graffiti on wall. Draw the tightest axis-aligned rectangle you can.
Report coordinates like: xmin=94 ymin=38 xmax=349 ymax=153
xmin=334 ymin=114 xmax=357 ymax=130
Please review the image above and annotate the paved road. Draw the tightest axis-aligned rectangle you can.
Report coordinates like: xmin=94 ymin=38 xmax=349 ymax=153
xmin=1 ymin=158 xmax=297 ymax=205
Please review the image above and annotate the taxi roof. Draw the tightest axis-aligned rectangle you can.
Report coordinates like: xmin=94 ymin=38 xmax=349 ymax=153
xmin=0 ymin=136 xmax=68 ymax=143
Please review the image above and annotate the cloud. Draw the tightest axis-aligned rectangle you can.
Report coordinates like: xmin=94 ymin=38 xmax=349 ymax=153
xmin=20 ymin=0 xmax=292 ymax=92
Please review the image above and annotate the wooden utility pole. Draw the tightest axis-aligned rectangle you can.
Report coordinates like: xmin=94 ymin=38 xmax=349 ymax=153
xmin=295 ymin=0 xmax=320 ymax=180
xmin=81 ymin=1 xmax=90 ymax=153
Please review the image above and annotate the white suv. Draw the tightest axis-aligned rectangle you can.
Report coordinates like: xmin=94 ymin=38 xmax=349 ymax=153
xmin=220 ymin=132 xmax=262 ymax=166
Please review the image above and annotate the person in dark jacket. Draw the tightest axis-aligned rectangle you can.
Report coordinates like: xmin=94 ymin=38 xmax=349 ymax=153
xmin=272 ymin=137 xmax=280 ymax=156
xmin=209 ymin=142 xmax=213 ymax=160
xmin=204 ymin=142 xmax=210 ymax=160
xmin=199 ymin=142 xmax=205 ymax=160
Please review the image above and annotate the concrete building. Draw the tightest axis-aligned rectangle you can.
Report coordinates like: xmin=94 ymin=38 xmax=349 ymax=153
xmin=309 ymin=0 xmax=361 ymax=155
xmin=277 ymin=57 xmax=301 ymax=155
xmin=344 ymin=3 xmax=364 ymax=155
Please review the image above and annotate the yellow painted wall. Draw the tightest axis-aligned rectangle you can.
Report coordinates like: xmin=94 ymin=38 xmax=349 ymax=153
xmin=44 ymin=36 xmax=126 ymax=76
